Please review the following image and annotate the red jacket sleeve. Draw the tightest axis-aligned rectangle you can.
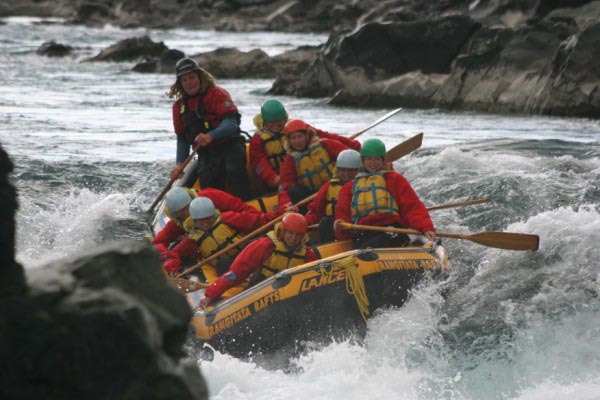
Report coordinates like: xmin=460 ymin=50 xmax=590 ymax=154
xmin=304 ymin=247 xmax=318 ymax=263
xmin=320 ymin=139 xmax=350 ymax=160
xmin=198 ymin=188 xmax=260 ymax=214
xmin=277 ymin=155 xmax=296 ymax=208
xmin=249 ymin=133 xmax=279 ymax=189
xmin=203 ymin=86 xmax=238 ymax=123
xmin=334 ymin=181 xmax=355 ymax=240
xmin=172 ymin=99 xmax=185 ymax=136
xmin=305 ymin=181 xmax=331 ymax=225
xmin=152 ymin=220 xmax=186 ymax=247
xmin=386 ymin=173 xmax=435 ymax=233
xmin=221 ymin=211 xmax=274 ymax=232
xmin=205 ymin=237 xmax=274 ymax=298
xmin=312 ymin=126 xmax=361 ymax=151
xmin=162 ymin=236 xmax=199 ymax=273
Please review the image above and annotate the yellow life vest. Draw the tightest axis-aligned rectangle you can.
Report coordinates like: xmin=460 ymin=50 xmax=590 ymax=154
xmin=291 ymin=138 xmax=335 ymax=191
xmin=351 ymin=171 xmax=399 ymax=222
xmin=165 ymin=187 xmax=197 ymax=229
xmin=188 ymin=214 xmax=243 ymax=265
xmin=325 ymin=178 xmax=343 ymax=217
xmin=254 ymin=228 xmax=307 ymax=279
xmin=258 ymin=129 xmax=287 ymax=171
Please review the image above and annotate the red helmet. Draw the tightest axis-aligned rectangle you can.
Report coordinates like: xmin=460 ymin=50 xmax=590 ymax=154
xmin=280 ymin=212 xmax=308 ymax=234
xmin=283 ymin=119 xmax=309 ymax=136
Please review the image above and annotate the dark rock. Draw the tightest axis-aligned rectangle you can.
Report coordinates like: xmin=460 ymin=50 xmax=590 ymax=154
xmin=0 ymin=241 xmax=208 ymax=399
xmin=36 ymin=41 xmax=74 ymax=57
xmin=86 ymin=35 xmax=168 ymax=62
xmin=0 ymin=145 xmax=26 ymax=297
xmin=191 ymin=47 xmax=276 ymax=78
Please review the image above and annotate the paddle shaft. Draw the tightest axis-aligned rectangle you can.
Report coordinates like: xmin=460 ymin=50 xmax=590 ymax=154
xmin=176 ymin=192 xmax=318 ymax=277
xmin=307 ymin=197 xmax=491 ymax=230
xmin=348 ymin=108 xmax=402 ymax=140
xmin=340 ymin=222 xmax=539 ymax=251
xmin=147 ymin=144 xmax=201 ymax=213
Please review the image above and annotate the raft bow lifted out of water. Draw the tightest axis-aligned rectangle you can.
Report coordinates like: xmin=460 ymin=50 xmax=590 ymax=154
xmin=186 ymin=240 xmax=449 ymax=359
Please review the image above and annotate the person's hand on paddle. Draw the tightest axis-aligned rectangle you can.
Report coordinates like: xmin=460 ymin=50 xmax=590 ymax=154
xmin=170 ymin=163 xmax=184 ymax=180
xmin=424 ymin=231 xmax=436 ymax=241
xmin=199 ymin=295 xmax=213 ymax=310
xmin=195 ymin=133 xmax=214 ymax=147
xmin=334 ymin=219 xmax=347 ymax=232
xmin=283 ymin=202 xmax=298 ymax=213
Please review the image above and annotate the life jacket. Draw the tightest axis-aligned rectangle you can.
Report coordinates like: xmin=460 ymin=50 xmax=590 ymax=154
xmin=179 ymin=90 xmax=241 ymax=144
xmin=165 ymin=188 xmax=198 ymax=229
xmin=252 ymin=227 xmax=307 ymax=282
xmin=325 ymin=178 xmax=343 ymax=217
xmin=259 ymin=129 xmax=287 ymax=171
xmin=351 ymin=171 xmax=399 ymax=223
xmin=188 ymin=214 xmax=243 ymax=265
xmin=180 ymin=96 xmax=211 ymax=144
xmin=290 ymin=137 xmax=335 ymax=191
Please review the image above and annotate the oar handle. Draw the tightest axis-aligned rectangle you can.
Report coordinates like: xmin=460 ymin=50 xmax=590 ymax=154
xmin=176 ymin=192 xmax=318 ymax=277
xmin=147 ymin=143 xmax=202 ymax=213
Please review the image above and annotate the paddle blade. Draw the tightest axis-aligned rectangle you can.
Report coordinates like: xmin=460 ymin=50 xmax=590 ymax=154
xmin=385 ymin=132 xmax=423 ymax=162
xmin=169 ymin=278 xmax=208 ymax=293
xmin=466 ymin=232 xmax=540 ymax=251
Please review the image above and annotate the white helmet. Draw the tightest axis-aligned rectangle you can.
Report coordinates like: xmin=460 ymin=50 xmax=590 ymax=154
xmin=165 ymin=187 xmax=192 ymax=212
xmin=189 ymin=197 xmax=216 ymax=219
xmin=336 ymin=149 xmax=361 ymax=169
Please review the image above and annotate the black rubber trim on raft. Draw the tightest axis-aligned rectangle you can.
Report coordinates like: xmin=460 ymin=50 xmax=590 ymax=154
xmin=272 ymin=274 xmax=292 ymax=289
xmin=357 ymin=249 xmax=379 ymax=261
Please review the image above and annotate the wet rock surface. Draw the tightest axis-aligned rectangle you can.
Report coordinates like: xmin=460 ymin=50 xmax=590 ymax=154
xmin=0 ymin=144 xmax=208 ymax=400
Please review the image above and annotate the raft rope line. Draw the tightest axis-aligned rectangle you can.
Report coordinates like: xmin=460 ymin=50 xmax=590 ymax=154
xmin=319 ymin=256 xmax=370 ymax=323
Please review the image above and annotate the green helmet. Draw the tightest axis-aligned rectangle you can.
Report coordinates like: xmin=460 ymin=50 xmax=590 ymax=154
xmin=360 ymin=138 xmax=386 ymax=157
xmin=261 ymin=99 xmax=287 ymax=122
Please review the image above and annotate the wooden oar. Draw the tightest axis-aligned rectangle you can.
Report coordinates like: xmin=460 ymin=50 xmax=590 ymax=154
xmin=339 ymin=222 xmax=540 ymax=251
xmin=348 ymin=107 xmax=403 ymax=140
xmin=308 ymin=198 xmax=491 ymax=230
xmin=385 ymin=132 xmax=423 ymax=162
xmin=175 ymin=192 xmax=318 ymax=278
xmin=147 ymin=143 xmax=202 ymax=213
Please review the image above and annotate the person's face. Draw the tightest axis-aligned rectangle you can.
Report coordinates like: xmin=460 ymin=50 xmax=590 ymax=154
xmin=338 ymin=167 xmax=359 ymax=183
xmin=282 ymin=229 xmax=304 ymax=249
xmin=194 ymin=215 xmax=216 ymax=231
xmin=175 ymin=207 xmax=190 ymax=220
xmin=265 ymin=119 xmax=286 ymax=134
xmin=363 ymin=156 xmax=384 ymax=172
xmin=288 ymin=131 xmax=308 ymax=151
xmin=180 ymin=71 xmax=201 ymax=96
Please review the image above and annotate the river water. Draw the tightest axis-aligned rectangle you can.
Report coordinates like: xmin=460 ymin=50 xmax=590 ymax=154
xmin=2 ymin=16 xmax=600 ymax=400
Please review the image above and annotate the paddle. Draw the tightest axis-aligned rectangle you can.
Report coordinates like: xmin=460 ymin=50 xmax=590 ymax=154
xmin=169 ymin=277 xmax=210 ymax=293
xmin=174 ymin=192 xmax=318 ymax=278
xmin=147 ymin=143 xmax=202 ymax=213
xmin=348 ymin=107 xmax=403 ymax=140
xmin=339 ymin=222 xmax=540 ymax=251
xmin=385 ymin=132 xmax=423 ymax=162
xmin=307 ymin=197 xmax=491 ymax=230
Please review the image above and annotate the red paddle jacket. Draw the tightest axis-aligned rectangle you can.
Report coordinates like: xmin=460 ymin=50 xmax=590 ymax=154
xmin=152 ymin=188 xmax=265 ymax=249
xmin=334 ymin=171 xmax=435 ymax=241
xmin=162 ymin=210 xmax=279 ymax=275
xmin=172 ymin=86 xmax=238 ymax=142
xmin=204 ymin=236 xmax=317 ymax=299
xmin=249 ymin=121 xmax=361 ymax=189
xmin=277 ymin=139 xmax=349 ymax=208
